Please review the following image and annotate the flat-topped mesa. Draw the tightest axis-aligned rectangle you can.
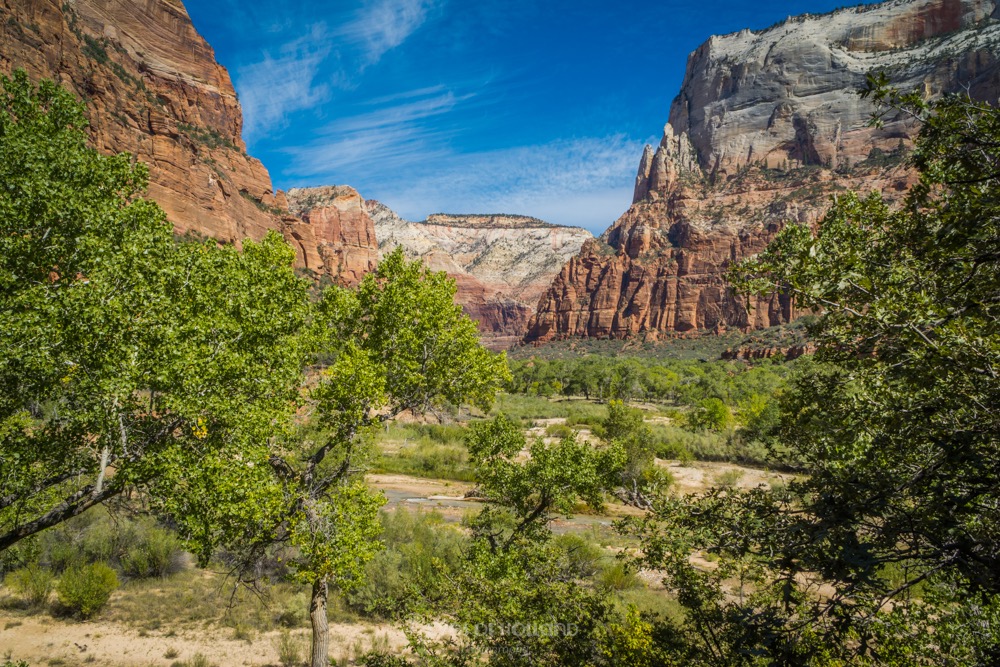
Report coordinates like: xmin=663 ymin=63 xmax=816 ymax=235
xmin=526 ymin=0 xmax=1000 ymax=345
xmin=284 ymin=187 xmax=379 ymax=287
xmin=0 ymin=0 xmax=285 ymax=243
xmin=364 ymin=200 xmax=592 ymax=348
xmin=424 ymin=213 xmax=557 ymax=228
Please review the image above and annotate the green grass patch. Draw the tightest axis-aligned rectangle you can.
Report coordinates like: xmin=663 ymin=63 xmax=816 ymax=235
xmin=375 ymin=423 xmax=473 ymax=481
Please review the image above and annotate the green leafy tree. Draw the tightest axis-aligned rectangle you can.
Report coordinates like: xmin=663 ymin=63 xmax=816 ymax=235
xmin=185 ymin=249 xmax=510 ymax=667
xmin=0 ymin=71 xmax=309 ymax=552
xmin=601 ymin=400 xmax=669 ymax=507
xmin=434 ymin=415 xmax=627 ymax=666
xmin=687 ymin=398 xmax=731 ymax=432
xmin=628 ymin=78 xmax=1000 ymax=665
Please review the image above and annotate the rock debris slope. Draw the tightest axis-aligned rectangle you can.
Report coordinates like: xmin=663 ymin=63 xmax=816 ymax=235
xmin=526 ymin=0 xmax=1000 ymax=343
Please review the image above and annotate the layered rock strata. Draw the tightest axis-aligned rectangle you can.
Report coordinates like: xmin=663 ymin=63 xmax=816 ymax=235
xmin=285 ymin=187 xmax=378 ymax=287
xmin=364 ymin=201 xmax=592 ymax=348
xmin=526 ymin=0 xmax=1000 ymax=343
xmin=0 ymin=0 xmax=285 ymax=243
xmin=0 ymin=0 xmax=384 ymax=288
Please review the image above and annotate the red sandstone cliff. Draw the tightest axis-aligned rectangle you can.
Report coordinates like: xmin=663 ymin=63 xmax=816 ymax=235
xmin=0 ymin=0 xmax=285 ymax=243
xmin=285 ymin=187 xmax=378 ymax=287
xmin=525 ymin=0 xmax=1000 ymax=343
xmin=0 ymin=0 xmax=380 ymax=287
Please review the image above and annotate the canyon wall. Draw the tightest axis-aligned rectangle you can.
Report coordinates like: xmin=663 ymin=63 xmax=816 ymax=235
xmin=285 ymin=187 xmax=379 ymax=287
xmin=0 ymin=0 xmax=385 ymax=288
xmin=0 ymin=1 xmax=579 ymax=338
xmin=526 ymin=0 xmax=1000 ymax=343
xmin=0 ymin=0 xmax=285 ymax=243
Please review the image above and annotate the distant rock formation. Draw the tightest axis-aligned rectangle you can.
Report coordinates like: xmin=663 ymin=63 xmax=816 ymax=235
xmin=526 ymin=0 xmax=1000 ymax=343
xmin=285 ymin=187 xmax=378 ymax=287
xmin=364 ymin=200 xmax=592 ymax=348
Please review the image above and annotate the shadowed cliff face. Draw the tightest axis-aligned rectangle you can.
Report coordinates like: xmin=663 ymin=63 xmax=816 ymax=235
xmin=525 ymin=0 xmax=1000 ymax=344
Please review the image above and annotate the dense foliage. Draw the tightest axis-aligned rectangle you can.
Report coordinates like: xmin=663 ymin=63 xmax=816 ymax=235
xmin=0 ymin=70 xmax=310 ymax=555
xmin=627 ymin=81 xmax=1000 ymax=665
xmin=506 ymin=355 xmax=802 ymax=466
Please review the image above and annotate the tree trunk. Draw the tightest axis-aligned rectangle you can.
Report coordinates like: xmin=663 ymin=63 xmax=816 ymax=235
xmin=309 ymin=578 xmax=330 ymax=667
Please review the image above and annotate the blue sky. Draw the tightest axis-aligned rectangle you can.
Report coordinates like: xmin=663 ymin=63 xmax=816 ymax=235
xmin=184 ymin=0 xmax=869 ymax=233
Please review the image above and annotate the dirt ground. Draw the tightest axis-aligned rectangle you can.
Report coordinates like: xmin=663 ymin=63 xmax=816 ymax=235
xmin=660 ymin=459 xmax=796 ymax=495
xmin=0 ymin=614 xmax=404 ymax=666
xmin=2 ymin=414 xmax=794 ymax=666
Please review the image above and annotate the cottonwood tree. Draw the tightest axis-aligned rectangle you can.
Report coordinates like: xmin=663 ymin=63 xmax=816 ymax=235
xmin=0 ymin=71 xmax=310 ymax=555
xmin=627 ymin=77 xmax=1000 ymax=665
xmin=174 ymin=249 xmax=510 ymax=667
xmin=431 ymin=414 xmax=630 ymax=667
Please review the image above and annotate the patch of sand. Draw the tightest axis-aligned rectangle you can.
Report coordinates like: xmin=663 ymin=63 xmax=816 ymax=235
xmin=0 ymin=613 xmax=404 ymax=667
xmin=368 ymin=473 xmax=472 ymax=499
xmin=658 ymin=460 xmax=797 ymax=495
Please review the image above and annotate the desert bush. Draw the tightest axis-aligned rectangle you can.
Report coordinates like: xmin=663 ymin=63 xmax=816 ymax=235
xmin=648 ymin=423 xmax=762 ymax=463
xmin=57 ymin=562 xmax=119 ymax=618
xmin=121 ymin=524 xmax=183 ymax=578
xmin=596 ymin=561 xmax=641 ymax=592
xmin=544 ymin=423 xmax=574 ymax=439
xmin=360 ymin=652 xmax=410 ymax=667
xmin=4 ymin=564 xmax=54 ymax=607
xmin=174 ymin=655 xmax=215 ymax=667
xmin=274 ymin=630 xmax=304 ymax=666
xmin=552 ymin=533 xmax=603 ymax=579
xmin=40 ymin=507 xmax=183 ymax=579
xmin=376 ymin=439 xmax=472 ymax=481
xmin=714 ymin=469 xmax=745 ymax=489
xmin=347 ymin=508 xmax=466 ymax=618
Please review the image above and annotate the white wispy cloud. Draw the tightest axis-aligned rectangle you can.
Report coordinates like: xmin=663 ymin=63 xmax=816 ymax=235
xmin=233 ymin=1 xmax=438 ymax=140
xmin=378 ymin=137 xmax=642 ymax=232
xmin=285 ymin=88 xmax=473 ymax=177
xmin=236 ymin=24 xmax=333 ymax=140
xmin=335 ymin=0 xmax=438 ymax=66
xmin=285 ymin=102 xmax=642 ymax=233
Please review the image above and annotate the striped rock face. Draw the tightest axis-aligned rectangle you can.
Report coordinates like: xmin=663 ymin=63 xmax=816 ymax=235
xmin=526 ymin=0 xmax=1000 ymax=343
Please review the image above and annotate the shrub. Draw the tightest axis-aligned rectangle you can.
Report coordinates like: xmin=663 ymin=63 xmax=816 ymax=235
xmin=544 ymin=423 xmax=574 ymax=439
xmin=57 ymin=562 xmax=119 ymax=618
xmin=274 ymin=630 xmax=303 ymax=667
xmin=346 ymin=508 xmax=466 ymax=618
xmin=40 ymin=507 xmax=184 ymax=578
xmin=714 ymin=469 xmax=745 ymax=489
xmin=175 ymin=655 xmax=214 ymax=667
xmin=121 ymin=525 xmax=183 ymax=578
xmin=596 ymin=562 xmax=641 ymax=592
xmin=553 ymin=533 xmax=603 ymax=578
xmin=4 ymin=565 xmax=54 ymax=607
xmin=361 ymin=652 xmax=410 ymax=667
